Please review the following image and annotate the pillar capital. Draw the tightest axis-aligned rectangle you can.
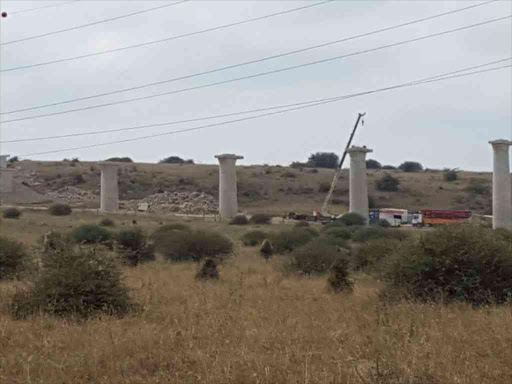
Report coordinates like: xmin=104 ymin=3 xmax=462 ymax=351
xmin=98 ymin=161 xmax=120 ymax=170
xmin=489 ymin=139 xmax=512 ymax=146
xmin=215 ymin=154 xmax=244 ymax=161
xmin=347 ymin=146 xmax=373 ymax=154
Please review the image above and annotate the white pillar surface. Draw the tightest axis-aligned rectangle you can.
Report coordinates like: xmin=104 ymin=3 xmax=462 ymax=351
xmin=215 ymin=154 xmax=243 ymax=218
xmin=0 ymin=168 xmax=15 ymax=194
xmin=489 ymin=139 xmax=512 ymax=230
xmin=0 ymin=155 xmax=10 ymax=168
xmin=348 ymin=146 xmax=373 ymax=225
xmin=98 ymin=163 xmax=119 ymax=212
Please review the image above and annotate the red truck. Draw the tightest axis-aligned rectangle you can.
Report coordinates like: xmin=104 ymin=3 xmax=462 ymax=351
xmin=412 ymin=210 xmax=472 ymax=227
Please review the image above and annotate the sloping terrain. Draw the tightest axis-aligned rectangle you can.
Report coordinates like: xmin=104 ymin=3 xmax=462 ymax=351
xmin=1 ymin=160 xmax=492 ymax=215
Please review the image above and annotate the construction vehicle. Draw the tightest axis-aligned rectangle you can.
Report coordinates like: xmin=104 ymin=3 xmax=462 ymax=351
xmin=412 ymin=209 xmax=472 ymax=227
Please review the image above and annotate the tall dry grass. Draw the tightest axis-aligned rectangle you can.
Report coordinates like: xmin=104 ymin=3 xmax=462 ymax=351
xmin=1 ymin=248 xmax=511 ymax=383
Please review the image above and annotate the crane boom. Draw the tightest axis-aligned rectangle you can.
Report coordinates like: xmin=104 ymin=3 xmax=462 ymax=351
xmin=320 ymin=112 xmax=366 ymax=216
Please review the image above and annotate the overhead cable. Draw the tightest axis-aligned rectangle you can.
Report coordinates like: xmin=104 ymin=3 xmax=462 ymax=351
xmin=1 ymin=1 xmax=189 ymax=46
xmin=2 ymin=15 xmax=510 ymax=124
xmin=0 ymin=0 xmax=334 ymax=72
xmin=2 ymin=57 xmax=510 ymax=144
xmin=15 ymin=64 xmax=512 ymax=157
xmin=7 ymin=0 xmax=80 ymax=16
xmin=1 ymin=0 xmax=499 ymax=115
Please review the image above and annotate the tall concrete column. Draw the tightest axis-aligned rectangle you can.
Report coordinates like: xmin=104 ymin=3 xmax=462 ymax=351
xmin=348 ymin=146 xmax=373 ymax=225
xmin=489 ymin=139 xmax=512 ymax=230
xmin=215 ymin=154 xmax=243 ymax=218
xmin=0 ymin=168 xmax=15 ymax=194
xmin=98 ymin=162 xmax=119 ymax=212
xmin=0 ymin=155 xmax=10 ymax=168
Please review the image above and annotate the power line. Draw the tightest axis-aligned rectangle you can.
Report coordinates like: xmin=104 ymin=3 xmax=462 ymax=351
xmin=0 ymin=0 xmax=334 ymax=73
xmin=2 ymin=0 xmax=499 ymax=116
xmin=7 ymin=0 xmax=80 ymax=16
xmin=2 ymin=15 xmax=510 ymax=125
xmin=1 ymin=1 xmax=189 ymax=46
xmin=2 ymin=58 xmax=510 ymax=144
xmin=15 ymin=64 xmax=512 ymax=157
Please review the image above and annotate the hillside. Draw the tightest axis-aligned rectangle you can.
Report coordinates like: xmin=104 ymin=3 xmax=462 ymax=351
xmin=1 ymin=160 xmax=492 ymax=215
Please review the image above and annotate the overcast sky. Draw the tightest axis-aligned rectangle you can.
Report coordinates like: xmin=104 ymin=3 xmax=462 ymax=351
xmin=0 ymin=0 xmax=511 ymax=171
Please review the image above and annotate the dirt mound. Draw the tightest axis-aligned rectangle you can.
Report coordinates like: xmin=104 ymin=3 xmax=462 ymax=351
xmin=124 ymin=191 xmax=218 ymax=215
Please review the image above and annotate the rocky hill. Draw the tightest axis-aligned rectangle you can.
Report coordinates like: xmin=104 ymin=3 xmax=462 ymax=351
xmin=1 ymin=160 xmax=492 ymax=216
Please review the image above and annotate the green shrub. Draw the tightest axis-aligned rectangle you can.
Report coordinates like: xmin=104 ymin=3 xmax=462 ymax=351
xmin=294 ymin=221 xmax=310 ymax=228
xmin=376 ymin=219 xmax=391 ymax=228
xmin=325 ymin=227 xmax=352 ymax=241
xmin=351 ymin=238 xmax=402 ymax=271
xmin=287 ymin=239 xmax=345 ymax=275
xmin=100 ymin=218 xmax=115 ymax=227
xmin=155 ymin=230 xmax=233 ymax=262
xmin=40 ymin=231 xmax=71 ymax=253
xmin=339 ymin=212 xmax=366 ymax=226
xmin=249 ymin=213 xmax=272 ymax=225
xmin=230 ymin=215 xmax=249 ymax=225
xmin=376 ymin=173 xmax=400 ymax=192
xmin=3 ymin=207 xmax=21 ymax=219
xmin=352 ymin=227 xmax=409 ymax=243
xmin=116 ymin=230 xmax=155 ymax=266
xmin=71 ymin=224 xmax=112 ymax=244
xmin=383 ymin=225 xmax=512 ymax=305
xmin=48 ymin=203 xmax=72 ymax=216
xmin=0 ymin=237 xmax=28 ymax=280
xmin=318 ymin=182 xmax=330 ymax=193
xmin=270 ymin=228 xmax=318 ymax=254
xmin=366 ymin=159 xmax=382 ymax=169
xmin=443 ymin=168 xmax=458 ymax=182
xmin=11 ymin=247 xmax=135 ymax=319
xmin=398 ymin=161 xmax=423 ymax=172
xmin=307 ymin=152 xmax=339 ymax=169
xmin=382 ymin=165 xmax=396 ymax=170
xmin=106 ymin=157 xmax=133 ymax=163
xmin=241 ymin=230 xmax=268 ymax=246
xmin=465 ymin=180 xmax=490 ymax=196
xmin=328 ymin=258 xmax=353 ymax=293
xmin=154 ymin=223 xmax=191 ymax=233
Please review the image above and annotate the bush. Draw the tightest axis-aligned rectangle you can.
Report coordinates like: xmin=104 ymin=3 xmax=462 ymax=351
xmin=0 ymin=237 xmax=28 ymax=280
xmin=352 ymin=227 xmax=409 ymax=243
xmin=466 ymin=180 xmax=490 ymax=196
xmin=351 ymin=238 xmax=402 ymax=271
xmin=72 ymin=174 xmax=85 ymax=185
xmin=8 ymin=156 xmax=19 ymax=164
xmin=339 ymin=212 xmax=366 ymax=226
xmin=290 ymin=161 xmax=308 ymax=169
xmin=376 ymin=173 xmax=400 ymax=192
xmin=377 ymin=219 xmax=391 ymax=228
xmin=260 ymin=239 xmax=274 ymax=259
xmin=287 ymin=239 xmax=345 ymax=275
xmin=383 ymin=225 xmax=512 ymax=305
xmin=195 ymin=258 xmax=219 ymax=280
xmin=11 ymin=247 xmax=135 ymax=319
xmin=328 ymin=258 xmax=353 ymax=293
xmin=294 ymin=221 xmax=310 ymax=228
xmin=382 ymin=165 xmax=396 ymax=170
xmin=155 ymin=230 xmax=233 ymax=262
xmin=249 ymin=213 xmax=272 ymax=225
xmin=116 ymin=230 xmax=155 ymax=266
xmin=100 ymin=218 xmax=115 ymax=227
xmin=3 ymin=207 xmax=21 ymax=219
xmin=106 ymin=157 xmax=133 ymax=163
xmin=71 ymin=224 xmax=112 ymax=244
xmin=398 ymin=161 xmax=423 ymax=172
xmin=280 ymin=170 xmax=296 ymax=178
xmin=48 ymin=203 xmax=72 ymax=216
xmin=325 ymin=227 xmax=352 ymax=241
xmin=270 ymin=228 xmax=318 ymax=254
xmin=307 ymin=152 xmax=339 ymax=169
xmin=241 ymin=230 xmax=268 ymax=246
xmin=443 ymin=168 xmax=458 ymax=182
xmin=159 ymin=156 xmax=193 ymax=164
xmin=366 ymin=159 xmax=382 ymax=169
xmin=230 ymin=215 xmax=249 ymax=225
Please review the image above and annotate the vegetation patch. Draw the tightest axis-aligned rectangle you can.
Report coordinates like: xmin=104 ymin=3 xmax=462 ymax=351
xmin=0 ymin=237 xmax=29 ymax=280
xmin=71 ymin=224 xmax=113 ymax=244
xmin=48 ymin=203 xmax=72 ymax=216
xmin=270 ymin=227 xmax=318 ymax=254
xmin=338 ymin=212 xmax=366 ymax=226
xmin=382 ymin=225 xmax=512 ymax=305
xmin=398 ymin=161 xmax=423 ymax=172
xmin=99 ymin=218 xmax=115 ymax=227
xmin=241 ymin=230 xmax=268 ymax=246
xmin=155 ymin=230 xmax=233 ymax=262
xmin=327 ymin=257 xmax=353 ymax=293
xmin=249 ymin=213 xmax=272 ymax=225
xmin=286 ymin=239 xmax=345 ymax=275
xmin=11 ymin=247 xmax=135 ymax=319
xmin=2 ymin=207 xmax=21 ymax=219
xmin=230 ymin=215 xmax=249 ymax=225
xmin=376 ymin=173 xmax=400 ymax=192
xmin=116 ymin=229 xmax=155 ymax=266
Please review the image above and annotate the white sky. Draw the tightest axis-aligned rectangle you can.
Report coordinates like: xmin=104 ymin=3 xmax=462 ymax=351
xmin=0 ymin=0 xmax=511 ymax=170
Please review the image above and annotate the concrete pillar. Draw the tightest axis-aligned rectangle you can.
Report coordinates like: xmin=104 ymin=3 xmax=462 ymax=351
xmin=98 ymin=162 xmax=119 ymax=212
xmin=348 ymin=146 xmax=373 ymax=225
xmin=0 ymin=155 xmax=10 ymax=168
xmin=215 ymin=154 xmax=243 ymax=218
xmin=489 ymin=139 xmax=512 ymax=230
xmin=0 ymin=168 xmax=15 ymax=194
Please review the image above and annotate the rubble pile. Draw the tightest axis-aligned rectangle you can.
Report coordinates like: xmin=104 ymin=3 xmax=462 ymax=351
xmin=46 ymin=186 xmax=96 ymax=203
xmin=13 ymin=166 xmax=43 ymax=187
xmin=125 ymin=191 xmax=218 ymax=215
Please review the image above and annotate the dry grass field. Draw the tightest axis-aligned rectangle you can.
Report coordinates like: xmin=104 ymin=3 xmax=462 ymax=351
xmin=5 ymin=160 xmax=493 ymax=215
xmin=1 ymin=210 xmax=511 ymax=383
